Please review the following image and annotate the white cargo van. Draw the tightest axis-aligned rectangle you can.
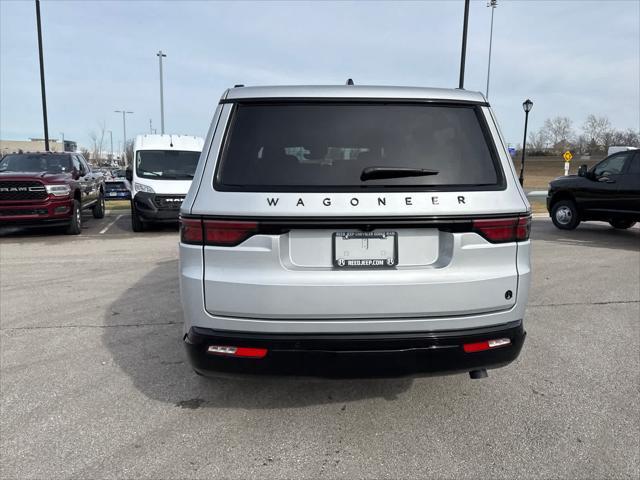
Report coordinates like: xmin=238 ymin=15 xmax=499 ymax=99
xmin=126 ymin=134 xmax=204 ymax=231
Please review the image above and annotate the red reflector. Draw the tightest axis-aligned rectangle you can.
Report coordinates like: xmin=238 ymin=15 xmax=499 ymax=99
xmin=463 ymin=341 xmax=491 ymax=353
xmin=207 ymin=345 xmax=268 ymax=358
xmin=463 ymin=338 xmax=511 ymax=353
xmin=472 ymin=216 xmax=531 ymax=243
xmin=180 ymin=218 xmax=203 ymax=244
xmin=203 ymin=220 xmax=258 ymax=246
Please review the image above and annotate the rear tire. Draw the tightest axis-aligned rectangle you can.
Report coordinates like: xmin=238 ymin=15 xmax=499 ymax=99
xmin=551 ymin=200 xmax=580 ymax=230
xmin=609 ymin=219 xmax=636 ymax=229
xmin=131 ymin=204 xmax=145 ymax=232
xmin=92 ymin=192 xmax=105 ymax=219
xmin=65 ymin=200 xmax=82 ymax=235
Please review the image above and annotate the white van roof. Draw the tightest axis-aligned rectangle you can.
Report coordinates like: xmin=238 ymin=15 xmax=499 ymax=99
xmin=134 ymin=134 xmax=204 ymax=152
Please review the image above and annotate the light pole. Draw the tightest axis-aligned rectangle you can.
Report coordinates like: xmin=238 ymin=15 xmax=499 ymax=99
xmin=35 ymin=0 xmax=49 ymax=151
xmin=519 ymin=99 xmax=533 ymax=187
xmin=486 ymin=0 xmax=498 ymax=99
xmin=458 ymin=0 xmax=471 ymax=89
xmin=114 ymin=110 xmax=133 ymax=155
xmin=59 ymin=132 xmax=64 ymax=151
xmin=157 ymin=50 xmax=166 ymax=134
xmin=107 ymin=130 xmax=113 ymax=159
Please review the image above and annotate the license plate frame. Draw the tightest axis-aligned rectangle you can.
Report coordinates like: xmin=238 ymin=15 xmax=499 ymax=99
xmin=332 ymin=231 xmax=398 ymax=269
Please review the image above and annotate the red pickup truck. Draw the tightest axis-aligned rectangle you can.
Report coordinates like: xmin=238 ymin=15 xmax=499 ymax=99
xmin=0 ymin=152 xmax=105 ymax=234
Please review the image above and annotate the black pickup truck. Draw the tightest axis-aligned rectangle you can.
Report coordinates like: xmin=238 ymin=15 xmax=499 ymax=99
xmin=547 ymin=149 xmax=640 ymax=230
xmin=0 ymin=152 xmax=106 ymax=234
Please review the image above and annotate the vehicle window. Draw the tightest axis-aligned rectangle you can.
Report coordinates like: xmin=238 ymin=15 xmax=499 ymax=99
xmin=215 ymin=103 xmax=502 ymax=191
xmin=594 ymin=152 xmax=631 ymax=177
xmin=78 ymin=157 xmax=91 ymax=175
xmin=72 ymin=156 xmax=81 ymax=172
xmin=135 ymin=150 xmax=200 ymax=180
xmin=627 ymin=154 xmax=640 ymax=175
xmin=0 ymin=154 xmax=73 ymax=173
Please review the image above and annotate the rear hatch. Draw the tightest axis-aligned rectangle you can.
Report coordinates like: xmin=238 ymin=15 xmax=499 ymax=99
xmin=187 ymin=100 xmax=529 ymax=320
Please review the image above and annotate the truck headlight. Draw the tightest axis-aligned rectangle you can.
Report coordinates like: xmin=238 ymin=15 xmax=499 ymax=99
xmin=45 ymin=184 xmax=71 ymax=196
xmin=134 ymin=183 xmax=155 ymax=194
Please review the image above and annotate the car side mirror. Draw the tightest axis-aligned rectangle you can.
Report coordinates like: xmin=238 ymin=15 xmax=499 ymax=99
xmin=125 ymin=168 xmax=133 ymax=182
xmin=72 ymin=168 xmax=81 ymax=180
xmin=578 ymin=165 xmax=588 ymax=177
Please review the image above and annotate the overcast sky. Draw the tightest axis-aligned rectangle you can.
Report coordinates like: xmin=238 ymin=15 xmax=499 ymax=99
xmin=1 ymin=0 xmax=638 ymax=150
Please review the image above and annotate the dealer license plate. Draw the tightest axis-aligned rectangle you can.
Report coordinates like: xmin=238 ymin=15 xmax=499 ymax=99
xmin=333 ymin=231 xmax=398 ymax=269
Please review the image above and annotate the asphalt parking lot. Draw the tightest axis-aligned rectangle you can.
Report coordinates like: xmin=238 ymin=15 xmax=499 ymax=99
xmin=1 ymin=211 xmax=638 ymax=479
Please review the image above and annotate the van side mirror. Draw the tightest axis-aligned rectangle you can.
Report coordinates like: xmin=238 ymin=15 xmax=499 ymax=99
xmin=578 ymin=164 xmax=588 ymax=177
xmin=125 ymin=168 xmax=133 ymax=182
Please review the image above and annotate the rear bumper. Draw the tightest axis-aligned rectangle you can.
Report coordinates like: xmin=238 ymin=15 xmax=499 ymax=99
xmin=184 ymin=320 xmax=525 ymax=378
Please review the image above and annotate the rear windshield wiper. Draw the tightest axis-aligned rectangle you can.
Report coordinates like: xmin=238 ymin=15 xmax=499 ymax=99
xmin=360 ymin=166 xmax=439 ymax=181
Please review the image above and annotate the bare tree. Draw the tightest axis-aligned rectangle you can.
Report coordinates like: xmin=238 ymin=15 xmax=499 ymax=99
xmin=582 ymin=114 xmax=612 ymax=149
xmin=543 ymin=116 xmax=574 ymax=152
xmin=610 ymin=128 xmax=640 ymax=147
xmin=89 ymin=121 xmax=107 ymax=163
xmin=528 ymin=127 xmax=548 ymax=151
xmin=80 ymin=147 xmax=91 ymax=160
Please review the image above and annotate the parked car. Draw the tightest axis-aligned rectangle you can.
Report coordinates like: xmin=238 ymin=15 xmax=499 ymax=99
xmin=0 ymin=152 xmax=105 ymax=234
xmin=179 ymin=85 xmax=532 ymax=379
xmin=547 ymin=149 xmax=640 ymax=230
xmin=104 ymin=179 xmax=131 ymax=200
xmin=126 ymin=134 xmax=204 ymax=231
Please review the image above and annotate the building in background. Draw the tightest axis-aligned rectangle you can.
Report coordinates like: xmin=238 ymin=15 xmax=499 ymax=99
xmin=0 ymin=138 xmax=78 ymax=156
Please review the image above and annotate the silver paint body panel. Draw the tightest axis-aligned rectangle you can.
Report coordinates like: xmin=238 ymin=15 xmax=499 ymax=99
xmin=180 ymin=85 xmax=531 ymax=335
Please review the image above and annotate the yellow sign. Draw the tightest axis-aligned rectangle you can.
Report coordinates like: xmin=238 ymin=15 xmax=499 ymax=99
xmin=563 ymin=151 xmax=573 ymax=162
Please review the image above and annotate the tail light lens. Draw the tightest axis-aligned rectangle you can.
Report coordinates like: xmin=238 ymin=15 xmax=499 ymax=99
xmin=203 ymin=220 xmax=258 ymax=246
xmin=180 ymin=217 xmax=258 ymax=246
xmin=472 ymin=215 xmax=531 ymax=243
xmin=180 ymin=218 xmax=203 ymax=244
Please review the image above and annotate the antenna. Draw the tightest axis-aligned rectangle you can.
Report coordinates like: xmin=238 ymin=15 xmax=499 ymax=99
xmin=346 ymin=78 xmax=354 ymax=86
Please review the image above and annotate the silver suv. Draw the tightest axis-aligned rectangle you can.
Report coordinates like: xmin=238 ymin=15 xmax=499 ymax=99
xmin=180 ymin=85 xmax=531 ymax=379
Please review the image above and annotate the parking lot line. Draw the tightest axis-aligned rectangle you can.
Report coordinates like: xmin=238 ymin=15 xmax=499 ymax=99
xmin=99 ymin=214 xmax=124 ymax=234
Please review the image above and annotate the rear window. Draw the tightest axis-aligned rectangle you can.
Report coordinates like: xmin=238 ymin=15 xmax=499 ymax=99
xmin=215 ymin=102 xmax=502 ymax=191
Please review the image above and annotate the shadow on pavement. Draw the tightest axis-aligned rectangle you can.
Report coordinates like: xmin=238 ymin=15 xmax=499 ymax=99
xmin=532 ymin=220 xmax=640 ymax=253
xmin=102 ymin=259 xmax=414 ymax=409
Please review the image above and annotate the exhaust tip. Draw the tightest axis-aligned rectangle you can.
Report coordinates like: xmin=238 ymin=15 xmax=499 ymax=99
xmin=469 ymin=369 xmax=488 ymax=379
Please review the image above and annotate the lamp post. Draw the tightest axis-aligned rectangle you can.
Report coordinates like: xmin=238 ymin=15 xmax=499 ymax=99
xmin=59 ymin=132 xmax=64 ymax=151
xmin=35 ymin=0 xmax=49 ymax=151
xmin=458 ymin=0 xmax=471 ymax=89
xmin=107 ymin=130 xmax=113 ymax=160
xmin=485 ymin=0 xmax=498 ymax=98
xmin=157 ymin=50 xmax=167 ymax=134
xmin=114 ymin=110 xmax=133 ymax=156
xmin=519 ymin=99 xmax=533 ymax=187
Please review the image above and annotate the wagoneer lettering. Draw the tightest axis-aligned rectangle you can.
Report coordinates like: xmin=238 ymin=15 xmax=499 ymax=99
xmin=180 ymin=85 xmax=531 ymax=379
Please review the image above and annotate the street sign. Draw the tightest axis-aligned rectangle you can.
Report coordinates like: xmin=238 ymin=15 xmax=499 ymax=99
xmin=563 ymin=151 xmax=573 ymax=162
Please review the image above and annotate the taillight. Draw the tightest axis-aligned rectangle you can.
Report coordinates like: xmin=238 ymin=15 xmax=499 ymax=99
xmin=180 ymin=218 xmax=203 ymax=245
xmin=180 ymin=217 xmax=259 ymax=246
xmin=203 ymin=220 xmax=258 ymax=246
xmin=472 ymin=216 xmax=531 ymax=243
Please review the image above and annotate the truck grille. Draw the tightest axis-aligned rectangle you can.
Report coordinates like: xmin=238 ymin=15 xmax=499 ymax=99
xmin=0 ymin=181 xmax=48 ymax=201
xmin=153 ymin=195 xmax=185 ymax=210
